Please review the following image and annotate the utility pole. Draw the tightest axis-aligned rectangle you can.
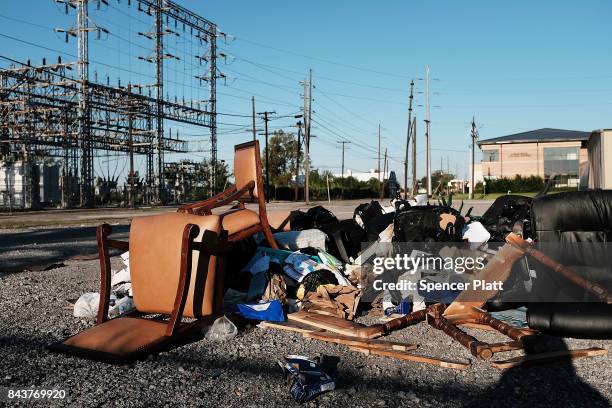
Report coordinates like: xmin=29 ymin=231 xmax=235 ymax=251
xmin=295 ymin=120 xmax=302 ymax=201
xmin=404 ymin=80 xmax=414 ymax=199
xmin=76 ymin=0 xmax=93 ymax=207
xmin=380 ymin=148 xmax=387 ymax=199
xmin=378 ymin=123 xmax=381 ymax=185
xmin=425 ymin=65 xmax=432 ymax=196
xmin=251 ymin=96 xmax=256 ymax=141
xmin=258 ymin=110 xmax=276 ymax=202
xmin=470 ymin=116 xmax=478 ymax=199
xmin=209 ymin=25 xmax=218 ymax=196
xmin=411 ymin=117 xmax=417 ymax=195
xmin=337 ymin=140 xmax=351 ymax=199
xmin=304 ymin=70 xmax=313 ymax=205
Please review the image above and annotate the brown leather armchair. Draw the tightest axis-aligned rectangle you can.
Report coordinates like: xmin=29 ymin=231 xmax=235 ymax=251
xmin=178 ymin=140 xmax=278 ymax=249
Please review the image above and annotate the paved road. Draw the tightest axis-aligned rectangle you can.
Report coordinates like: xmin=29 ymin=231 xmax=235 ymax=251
xmin=0 ymin=199 xmax=493 ymax=272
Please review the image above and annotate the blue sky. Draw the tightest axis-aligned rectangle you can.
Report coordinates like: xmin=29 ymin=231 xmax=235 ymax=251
xmin=1 ymin=0 xmax=611 ymax=183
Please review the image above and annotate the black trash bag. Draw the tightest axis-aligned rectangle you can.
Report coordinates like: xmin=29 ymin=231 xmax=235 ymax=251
xmin=393 ymin=205 xmax=464 ymax=243
xmin=288 ymin=210 xmax=313 ymax=231
xmin=306 ymin=206 xmax=339 ymax=228
xmin=480 ymin=194 xmax=532 ymax=241
xmin=353 ymin=200 xmax=384 ymax=228
xmin=363 ymin=212 xmax=395 ymax=242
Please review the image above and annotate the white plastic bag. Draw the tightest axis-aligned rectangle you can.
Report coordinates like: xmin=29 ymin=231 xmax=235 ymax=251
xmin=73 ymin=292 xmax=100 ymax=318
xmin=204 ymin=316 xmax=238 ymax=341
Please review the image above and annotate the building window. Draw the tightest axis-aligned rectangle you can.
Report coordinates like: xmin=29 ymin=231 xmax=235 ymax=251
xmin=544 ymin=147 xmax=579 ymax=187
xmin=482 ymin=149 xmax=499 ymax=162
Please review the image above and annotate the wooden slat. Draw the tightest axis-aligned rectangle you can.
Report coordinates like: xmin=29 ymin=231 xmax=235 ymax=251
xmin=491 ymin=347 xmax=608 ymax=369
xmin=288 ymin=311 xmax=379 ymax=338
xmin=348 ymin=347 xmax=471 ymax=371
xmin=304 ymin=331 xmax=417 ymax=352
xmin=258 ymin=320 xmax=321 ymax=334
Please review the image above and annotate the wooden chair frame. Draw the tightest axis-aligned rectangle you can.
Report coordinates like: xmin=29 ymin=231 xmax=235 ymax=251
xmin=178 ymin=140 xmax=278 ymax=249
xmin=50 ymin=222 xmax=229 ymax=364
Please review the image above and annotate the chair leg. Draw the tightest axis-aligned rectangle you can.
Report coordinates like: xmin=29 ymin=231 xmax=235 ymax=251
xmin=262 ymin=223 xmax=279 ymax=249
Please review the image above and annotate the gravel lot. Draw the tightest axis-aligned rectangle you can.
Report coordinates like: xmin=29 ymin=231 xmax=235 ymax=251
xmin=0 ymin=200 xmax=610 ymax=407
xmin=0 ymin=257 xmax=610 ymax=407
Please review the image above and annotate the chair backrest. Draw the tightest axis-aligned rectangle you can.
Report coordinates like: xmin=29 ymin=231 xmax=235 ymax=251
xmin=129 ymin=212 xmax=222 ymax=318
xmin=234 ymin=140 xmax=262 ymax=200
xmin=531 ymin=190 xmax=612 ymax=245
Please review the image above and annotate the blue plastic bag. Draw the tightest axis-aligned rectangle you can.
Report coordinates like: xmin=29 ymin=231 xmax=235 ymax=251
xmin=237 ymin=299 xmax=285 ymax=322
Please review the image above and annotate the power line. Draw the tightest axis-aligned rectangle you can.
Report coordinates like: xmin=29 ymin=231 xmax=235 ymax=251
xmin=232 ymin=35 xmax=412 ymax=79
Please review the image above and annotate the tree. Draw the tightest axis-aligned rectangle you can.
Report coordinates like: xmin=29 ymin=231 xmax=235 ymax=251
xmin=261 ymin=130 xmax=301 ymax=187
xmin=420 ymin=170 xmax=455 ymax=195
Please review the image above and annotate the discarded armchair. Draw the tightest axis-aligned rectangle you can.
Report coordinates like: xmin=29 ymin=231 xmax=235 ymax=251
xmin=178 ymin=140 xmax=278 ymax=249
xmin=526 ymin=190 xmax=612 ymax=339
xmin=49 ymin=212 xmax=228 ymax=364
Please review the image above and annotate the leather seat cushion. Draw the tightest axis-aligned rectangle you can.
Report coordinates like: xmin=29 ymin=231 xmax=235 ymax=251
xmin=60 ymin=317 xmax=168 ymax=359
xmin=130 ymin=212 xmax=221 ymax=318
xmin=221 ymin=209 xmax=261 ymax=235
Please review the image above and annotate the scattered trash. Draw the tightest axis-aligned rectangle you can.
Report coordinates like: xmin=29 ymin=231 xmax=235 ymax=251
xmin=205 ymin=316 xmax=238 ymax=341
xmin=283 ymin=252 xmax=324 ymax=282
xmin=279 ymin=355 xmax=336 ymax=403
xmin=74 ymin=251 xmax=134 ymax=319
xmin=302 ymin=284 xmax=361 ymax=320
xmin=462 ymin=221 xmax=491 ymax=247
xmin=108 ymin=295 xmax=135 ymax=318
xmin=73 ymin=292 xmax=100 ymax=318
xmin=490 ymin=307 xmax=528 ymax=328
xmin=384 ymin=297 xmax=411 ymax=316
xmin=237 ymin=299 xmax=285 ymax=322
xmin=273 ymin=229 xmax=328 ymax=251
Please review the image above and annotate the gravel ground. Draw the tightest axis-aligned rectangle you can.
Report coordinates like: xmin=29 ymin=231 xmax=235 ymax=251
xmin=0 ymin=257 xmax=610 ymax=407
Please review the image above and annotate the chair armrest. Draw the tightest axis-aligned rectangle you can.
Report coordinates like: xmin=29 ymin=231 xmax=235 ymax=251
xmin=95 ymin=225 xmax=130 ymax=324
xmin=95 ymin=224 xmax=113 ymax=325
xmin=178 ymin=187 xmax=239 ymax=214
xmin=178 ymin=181 xmax=255 ymax=215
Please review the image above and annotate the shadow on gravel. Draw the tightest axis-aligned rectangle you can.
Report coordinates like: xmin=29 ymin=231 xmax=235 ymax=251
xmin=0 ymin=225 xmax=129 ymax=272
xmin=0 ymin=329 xmax=609 ymax=407
xmin=467 ymin=337 xmax=609 ymax=408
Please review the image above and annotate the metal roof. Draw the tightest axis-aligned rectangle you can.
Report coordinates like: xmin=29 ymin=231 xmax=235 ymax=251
xmin=478 ymin=128 xmax=591 ymax=146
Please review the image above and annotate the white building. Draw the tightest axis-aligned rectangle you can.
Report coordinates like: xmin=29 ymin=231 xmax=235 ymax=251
xmin=333 ymin=169 xmax=384 ymax=183
xmin=0 ymin=161 xmax=60 ymax=209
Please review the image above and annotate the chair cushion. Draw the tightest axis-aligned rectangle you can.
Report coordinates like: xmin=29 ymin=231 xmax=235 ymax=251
xmin=221 ymin=209 xmax=261 ymax=235
xmin=57 ymin=317 xmax=169 ymax=362
xmin=130 ymin=212 xmax=221 ymax=318
xmin=234 ymin=142 xmax=259 ymax=199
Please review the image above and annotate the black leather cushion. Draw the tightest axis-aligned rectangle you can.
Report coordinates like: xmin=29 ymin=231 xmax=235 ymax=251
xmin=531 ymin=190 xmax=612 ymax=244
xmin=528 ymin=303 xmax=612 ymax=339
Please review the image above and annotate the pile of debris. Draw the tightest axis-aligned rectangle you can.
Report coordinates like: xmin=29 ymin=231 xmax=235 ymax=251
xmin=66 ymin=189 xmax=611 ymax=403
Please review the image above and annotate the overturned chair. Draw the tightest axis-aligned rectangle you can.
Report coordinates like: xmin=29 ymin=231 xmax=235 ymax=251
xmin=49 ymin=212 xmax=228 ymax=364
xmin=178 ymin=140 xmax=278 ymax=249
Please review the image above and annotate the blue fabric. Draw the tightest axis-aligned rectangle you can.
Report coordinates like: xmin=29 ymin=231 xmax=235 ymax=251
xmin=237 ymin=299 xmax=285 ymax=322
